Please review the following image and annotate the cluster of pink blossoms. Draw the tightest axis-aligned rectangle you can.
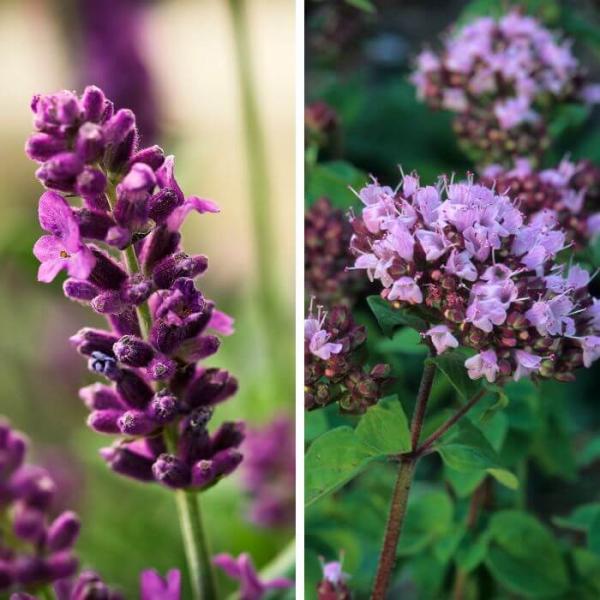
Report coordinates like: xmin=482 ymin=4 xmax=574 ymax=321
xmin=482 ymin=158 xmax=600 ymax=247
xmin=411 ymin=11 xmax=598 ymax=163
xmin=350 ymin=175 xmax=600 ymax=383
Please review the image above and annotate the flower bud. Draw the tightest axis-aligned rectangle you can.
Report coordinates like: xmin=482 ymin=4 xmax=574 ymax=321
xmin=147 ymin=356 xmax=177 ymax=381
xmin=70 ymin=328 xmax=119 ymax=356
xmin=47 ymin=511 xmax=80 ymax=551
xmin=152 ymin=253 xmax=208 ymax=289
xmin=210 ymin=422 xmax=245 ymax=453
xmin=87 ymin=410 xmax=122 ymax=434
xmin=103 ymin=109 xmax=135 ymax=145
xmin=10 ymin=465 xmax=55 ymax=509
xmin=185 ymin=369 xmax=238 ymax=408
xmin=147 ymin=188 xmax=183 ymax=224
xmin=106 ymin=225 xmax=132 ymax=250
xmin=152 ymin=454 xmax=191 ymax=488
xmin=25 ymin=133 xmax=67 ymax=162
xmin=45 ymin=551 xmax=78 ymax=580
xmin=74 ymin=208 xmax=114 ymax=240
xmin=113 ymin=335 xmax=154 ymax=367
xmin=100 ymin=444 xmax=154 ymax=482
xmin=88 ymin=352 xmax=120 ymax=380
xmin=75 ymin=122 xmax=105 ymax=162
xmin=148 ymin=392 xmax=179 ymax=424
xmin=13 ymin=505 xmax=45 ymax=543
xmin=63 ymin=278 xmax=98 ymax=302
xmin=120 ymin=275 xmax=153 ymax=305
xmin=116 ymin=369 xmax=154 ymax=409
xmin=91 ymin=290 xmax=125 ymax=315
xmin=79 ymin=383 xmax=124 ymax=410
xmin=81 ymin=85 xmax=106 ymax=122
xmin=76 ymin=166 xmax=107 ymax=198
xmin=130 ymin=145 xmax=166 ymax=170
xmin=118 ymin=410 xmax=157 ymax=436
xmin=87 ymin=248 xmax=128 ymax=290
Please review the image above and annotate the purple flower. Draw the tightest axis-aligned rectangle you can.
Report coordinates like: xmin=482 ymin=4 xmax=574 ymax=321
xmin=26 ymin=87 xmax=243 ymax=491
xmin=465 ymin=350 xmax=500 ymax=383
xmin=426 ymin=325 xmax=459 ymax=355
xmin=241 ymin=416 xmax=295 ymax=527
xmin=140 ymin=569 xmax=180 ymax=600
xmin=305 ymin=305 xmax=343 ymax=360
xmin=33 ymin=192 xmax=95 ymax=283
xmin=581 ymin=336 xmax=600 ymax=368
xmin=350 ymin=172 xmax=600 ymax=383
xmin=213 ymin=553 xmax=292 ymax=600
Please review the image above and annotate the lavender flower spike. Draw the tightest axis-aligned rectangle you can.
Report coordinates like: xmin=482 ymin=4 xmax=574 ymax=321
xmin=26 ymin=86 xmax=243 ymax=493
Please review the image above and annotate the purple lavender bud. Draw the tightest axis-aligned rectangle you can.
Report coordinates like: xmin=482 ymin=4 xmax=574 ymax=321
xmin=181 ymin=335 xmax=220 ymax=361
xmin=25 ymin=133 xmax=67 ymax=162
xmin=10 ymin=465 xmax=55 ymax=509
xmin=73 ymin=208 xmax=114 ymax=240
xmin=88 ymin=352 xmax=121 ymax=380
xmin=68 ymin=570 xmax=122 ymax=600
xmin=108 ymin=307 xmax=141 ymax=337
xmin=190 ymin=460 xmax=216 ymax=488
xmin=113 ymin=190 xmax=148 ymax=230
xmin=152 ymin=253 xmax=208 ymax=289
xmin=0 ymin=430 xmax=27 ymax=477
xmin=81 ymin=85 xmax=106 ymax=122
xmin=106 ymin=226 xmax=132 ymax=250
xmin=148 ymin=392 xmax=178 ymax=424
xmin=116 ymin=369 xmax=153 ymax=409
xmin=152 ymin=454 xmax=191 ymax=488
xmin=150 ymin=321 xmax=183 ymax=355
xmin=100 ymin=444 xmax=154 ymax=482
xmin=211 ymin=422 xmax=245 ymax=453
xmin=178 ymin=408 xmax=212 ymax=462
xmin=113 ymin=335 xmax=154 ymax=367
xmin=121 ymin=275 xmax=153 ymax=305
xmin=185 ymin=369 xmax=238 ymax=408
xmin=45 ymin=551 xmax=78 ymax=580
xmin=63 ymin=278 xmax=98 ymax=302
xmin=70 ymin=328 xmax=119 ymax=356
xmin=75 ymin=122 xmax=105 ymax=162
xmin=91 ymin=290 xmax=125 ymax=315
xmin=145 ymin=435 xmax=167 ymax=458
xmin=33 ymin=91 xmax=80 ymax=129
xmin=130 ymin=145 xmax=165 ymax=170
xmin=147 ymin=356 xmax=177 ymax=381
xmin=117 ymin=410 xmax=157 ymax=436
xmin=103 ymin=109 xmax=135 ymax=145
xmin=105 ymin=128 xmax=138 ymax=174
xmin=14 ymin=556 xmax=50 ymax=585
xmin=11 ymin=593 xmax=36 ymax=599
xmin=36 ymin=152 xmax=83 ymax=191
xmin=76 ymin=166 xmax=107 ymax=197
xmin=88 ymin=248 xmax=128 ymax=290
xmin=13 ymin=505 xmax=45 ymax=543
xmin=147 ymin=188 xmax=183 ymax=224
xmin=79 ymin=383 xmax=124 ymax=410
xmin=140 ymin=226 xmax=181 ymax=272
xmin=0 ymin=560 xmax=12 ymax=590
xmin=82 ymin=192 xmax=110 ymax=212
xmin=47 ymin=511 xmax=80 ymax=551
xmin=211 ymin=448 xmax=243 ymax=477
xmin=121 ymin=163 xmax=156 ymax=197
xmin=87 ymin=410 xmax=122 ymax=434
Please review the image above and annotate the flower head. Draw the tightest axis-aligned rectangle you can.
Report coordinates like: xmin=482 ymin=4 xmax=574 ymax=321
xmin=140 ymin=569 xmax=181 ymax=600
xmin=412 ymin=11 xmax=596 ymax=164
xmin=27 ymin=87 xmax=243 ymax=490
xmin=350 ymin=173 xmax=600 ymax=384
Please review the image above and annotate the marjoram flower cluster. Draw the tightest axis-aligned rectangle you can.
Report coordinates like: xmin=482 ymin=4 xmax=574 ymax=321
xmin=411 ymin=11 xmax=598 ymax=164
xmin=305 ymin=303 xmax=391 ymax=413
xmin=26 ymin=87 xmax=244 ymax=491
xmin=481 ymin=158 xmax=600 ymax=248
xmin=350 ymin=174 xmax=600 ymax=384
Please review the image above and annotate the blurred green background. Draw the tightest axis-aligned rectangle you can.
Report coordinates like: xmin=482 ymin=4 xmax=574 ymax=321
xmin=0 ymin=0 xmax=294 ymax=597
xmin=306 ymin=0 xmax=600 ymax=597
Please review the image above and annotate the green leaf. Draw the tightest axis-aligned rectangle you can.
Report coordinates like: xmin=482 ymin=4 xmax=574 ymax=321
xmin=377 ymin=327 xmax=428 ymax=355
xmin=554 ymin=503 xmax=600 ymax=533
xmin=345 ymin=0 xmax=375 ymax=12
xmin=355 ymin=396 xmax=411 ymax=455
xmin=589 ymin=514 xmax=600 ymax=556
xmin=549 ymin=103 xmax=591 ymax=140
xmin=428 ymin=350 xmax=482 ymax=401
xmin=485 ymin=511 xmax=569 ymax=598
xmin=305 ymin=427 xmax=377 ymax=507
xmin=398 ymin=490 xmax=454 ymax=556
xmin=579 ymin=435 xmax=600 ymax=468
xmin=306 ymin=161 xmax=366 ymax=210
xmin=456 ymin=530 xmax=490 ymax=573
xmin=366 ymin=295 xmax=429 ymax=336
xmin=436 ymin=422 xmax=518 ymax=490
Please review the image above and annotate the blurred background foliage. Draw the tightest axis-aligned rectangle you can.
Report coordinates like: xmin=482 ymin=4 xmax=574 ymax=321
xmin=306 ymin=0 xmax=600 ymax=598
xmin=0 ymin=0 xmax=294 ymax=597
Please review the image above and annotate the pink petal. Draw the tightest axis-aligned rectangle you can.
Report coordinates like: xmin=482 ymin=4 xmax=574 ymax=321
xmin=209 ymin=309 xmax=234 ymax=336
xmin=33 ymin=235 xmax=64 ymax=262
xmin=167 ymin=197 xmax=220 ymax=231
xmin=38 ymin=258 xmax=67 ymax=283
xmin=67 ymin=247 xmax=95 ymax=279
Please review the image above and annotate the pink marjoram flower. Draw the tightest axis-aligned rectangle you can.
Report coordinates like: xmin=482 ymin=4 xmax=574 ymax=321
xmin=426 ymin=325 xmax=459 ymax=355
xmin=465 ymin=349 xmax=499 ymax=383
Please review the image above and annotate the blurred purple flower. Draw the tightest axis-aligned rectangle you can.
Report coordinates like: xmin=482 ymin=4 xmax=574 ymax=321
xmin=140 ymin=569 xmax=180 ymax=600
xmin=242 ymin=416 xmax=295 ymax=528
xmin=213 ymin=553 xmax=292 ymax=600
